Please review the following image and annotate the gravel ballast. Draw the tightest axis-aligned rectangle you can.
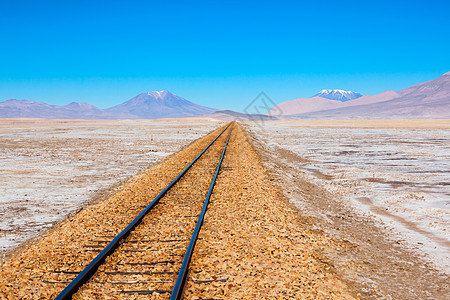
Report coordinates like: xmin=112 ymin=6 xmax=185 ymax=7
xmin=0 ymin=122 xmax=354 ymax=299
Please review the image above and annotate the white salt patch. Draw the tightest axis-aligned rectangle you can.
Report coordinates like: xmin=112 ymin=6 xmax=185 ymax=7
xmin=0 ymin=120 xmax=220 ymax=252
xmin=251 ymin=122 xmax=450 ymax=273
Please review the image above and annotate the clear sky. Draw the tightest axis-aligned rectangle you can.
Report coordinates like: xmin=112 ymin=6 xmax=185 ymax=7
xmin=1 ymin=0 xmax=449 ymax=112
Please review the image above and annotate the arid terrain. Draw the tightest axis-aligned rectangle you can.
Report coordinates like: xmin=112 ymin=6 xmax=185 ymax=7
xmin=247 ymin=119 xmax=449 ymax=297
xmin=0 ymin=118 xmax=449 ymax=299
xmin=0 ymin=118 xmax=222 ymax=254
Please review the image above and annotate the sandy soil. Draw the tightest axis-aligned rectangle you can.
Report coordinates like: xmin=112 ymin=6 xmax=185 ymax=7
xmin=1 ymin=118 xmax=448 ymax=299
xmin=0 ymin=118 xmax=223 ymax=254
xmin=184 ymin=123 xmax=353 ymax=299
xmin=0 ymin=123 xmax=355 ymax=299
xmin=246 ymin=119 xmax=449 ymax=298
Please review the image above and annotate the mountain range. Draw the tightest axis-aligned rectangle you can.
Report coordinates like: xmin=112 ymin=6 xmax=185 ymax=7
xmin=0 ymin=91 xmax=216 ymax=119
xmin=199 ymin=110 xmax=278 ymax=121
xmin=313 ymin=89 xmax=363 ymax=101
xmin=105 ymin=91 xmax=216 ymax=119
xmin=269 ymin=72 xmax=450 ymax=119
xmin=1 ymin=72 xmax=449 ymax=120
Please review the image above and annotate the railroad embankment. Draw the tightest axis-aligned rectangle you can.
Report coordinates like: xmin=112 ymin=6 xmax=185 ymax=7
xmin=1 ymin=122 xmax=354 ymax=299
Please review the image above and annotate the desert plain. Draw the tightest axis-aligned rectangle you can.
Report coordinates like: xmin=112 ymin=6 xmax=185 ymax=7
xmin=0 ymin=118 xmax=449 ymax=298
xmin=249 ymin=119 xmax=450 ymax=270
xmin=0 ymin=118 xmax=222 ymax=254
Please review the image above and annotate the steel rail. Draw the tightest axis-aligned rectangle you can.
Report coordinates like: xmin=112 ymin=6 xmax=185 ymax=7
xmin=170 ymin=123 xmax=234 ymax=300
xmin=55 ymin=123 xmax=231 ymax=300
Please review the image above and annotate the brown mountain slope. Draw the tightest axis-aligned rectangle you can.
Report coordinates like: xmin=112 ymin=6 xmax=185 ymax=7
xmin=277 ymin=72 xmax=450 ymax=119
xmin=269 ymin=91 xmax=399 ymax=116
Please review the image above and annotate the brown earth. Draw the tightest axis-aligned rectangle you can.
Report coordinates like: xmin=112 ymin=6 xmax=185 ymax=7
xmin=246 ymin=124 xmax=450 ymax=299
xmin=0 ymin=124 xmax=228 ymax=299
xmin=0 ymin=122 xmax=355 ymax=299
xmin=184 ymin=123 xmax=353 ymax=299
xmin=0 ymin=118 xmax=221 ymax=254
xmin=2 ymin=120 xmax=447 ymax=299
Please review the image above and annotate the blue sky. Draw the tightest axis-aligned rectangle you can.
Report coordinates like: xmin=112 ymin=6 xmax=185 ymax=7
xmin=1 ymin=0 xmax=449 ymax=112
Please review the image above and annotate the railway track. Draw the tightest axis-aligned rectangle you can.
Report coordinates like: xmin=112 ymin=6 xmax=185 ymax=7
xmin=55 ymin=122 xmax=234 ymax=299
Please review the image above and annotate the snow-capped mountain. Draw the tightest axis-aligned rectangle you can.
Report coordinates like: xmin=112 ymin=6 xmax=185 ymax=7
xmin=105 ymin=91 xmax=216 ymax=118
xmin=269 ymin=72 xmax=450 ymax=119
xmin=0 ymin=91 xmax=217 ymax=119
xmin=313 ymin=89 xmax=363 ymax=102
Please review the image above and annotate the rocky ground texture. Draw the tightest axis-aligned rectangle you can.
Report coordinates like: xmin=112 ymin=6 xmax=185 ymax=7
xmin=0 ymin=122 xmax=355 ymax=299
xmin=1 ymin=121 xmax=447 ymax=299
xmin=0 ymin=118 xmax=219 ymax=253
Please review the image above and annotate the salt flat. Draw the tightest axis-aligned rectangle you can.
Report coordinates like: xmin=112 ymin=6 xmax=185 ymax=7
xmin=0 ymin=118 xmax=221 ymax=253
xmin=249 ymin=119 xmax=450 ymax=272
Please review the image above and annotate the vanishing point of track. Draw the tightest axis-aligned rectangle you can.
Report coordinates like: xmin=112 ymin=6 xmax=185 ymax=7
xmin=55 ymin=122 xmax=234 ymax=299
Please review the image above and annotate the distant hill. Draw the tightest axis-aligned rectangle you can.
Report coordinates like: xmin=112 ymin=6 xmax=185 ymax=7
xmin=105 ymin=91 xmax=216 ymax=119
xmin=269 ymin=91 xmax=397 ymax=116
xmin=199 ymin=110 xmax=278 ymax=121
xmin=0 ymin=91 xmax=217 ymax=119
xmin=0 ymin=99 xmax=135 ymax=119
xmin=270 ymin=72 xmax=450 ymax=119
xmin=3 ymin=73 xmax=449 ymax=120
xmin=313 ymin=89 xmax=363 ymax=101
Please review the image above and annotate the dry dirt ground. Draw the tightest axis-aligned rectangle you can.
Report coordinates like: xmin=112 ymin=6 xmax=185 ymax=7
xmin=246 ymin=119 xmax=449 ymax=299
xmin=0 ymin=119 xmax=448 ymax=299
xmin=0 ymin=122 xmax=354 ymax=299
xmin=0 ymin=118 xmax=223 ymax=255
